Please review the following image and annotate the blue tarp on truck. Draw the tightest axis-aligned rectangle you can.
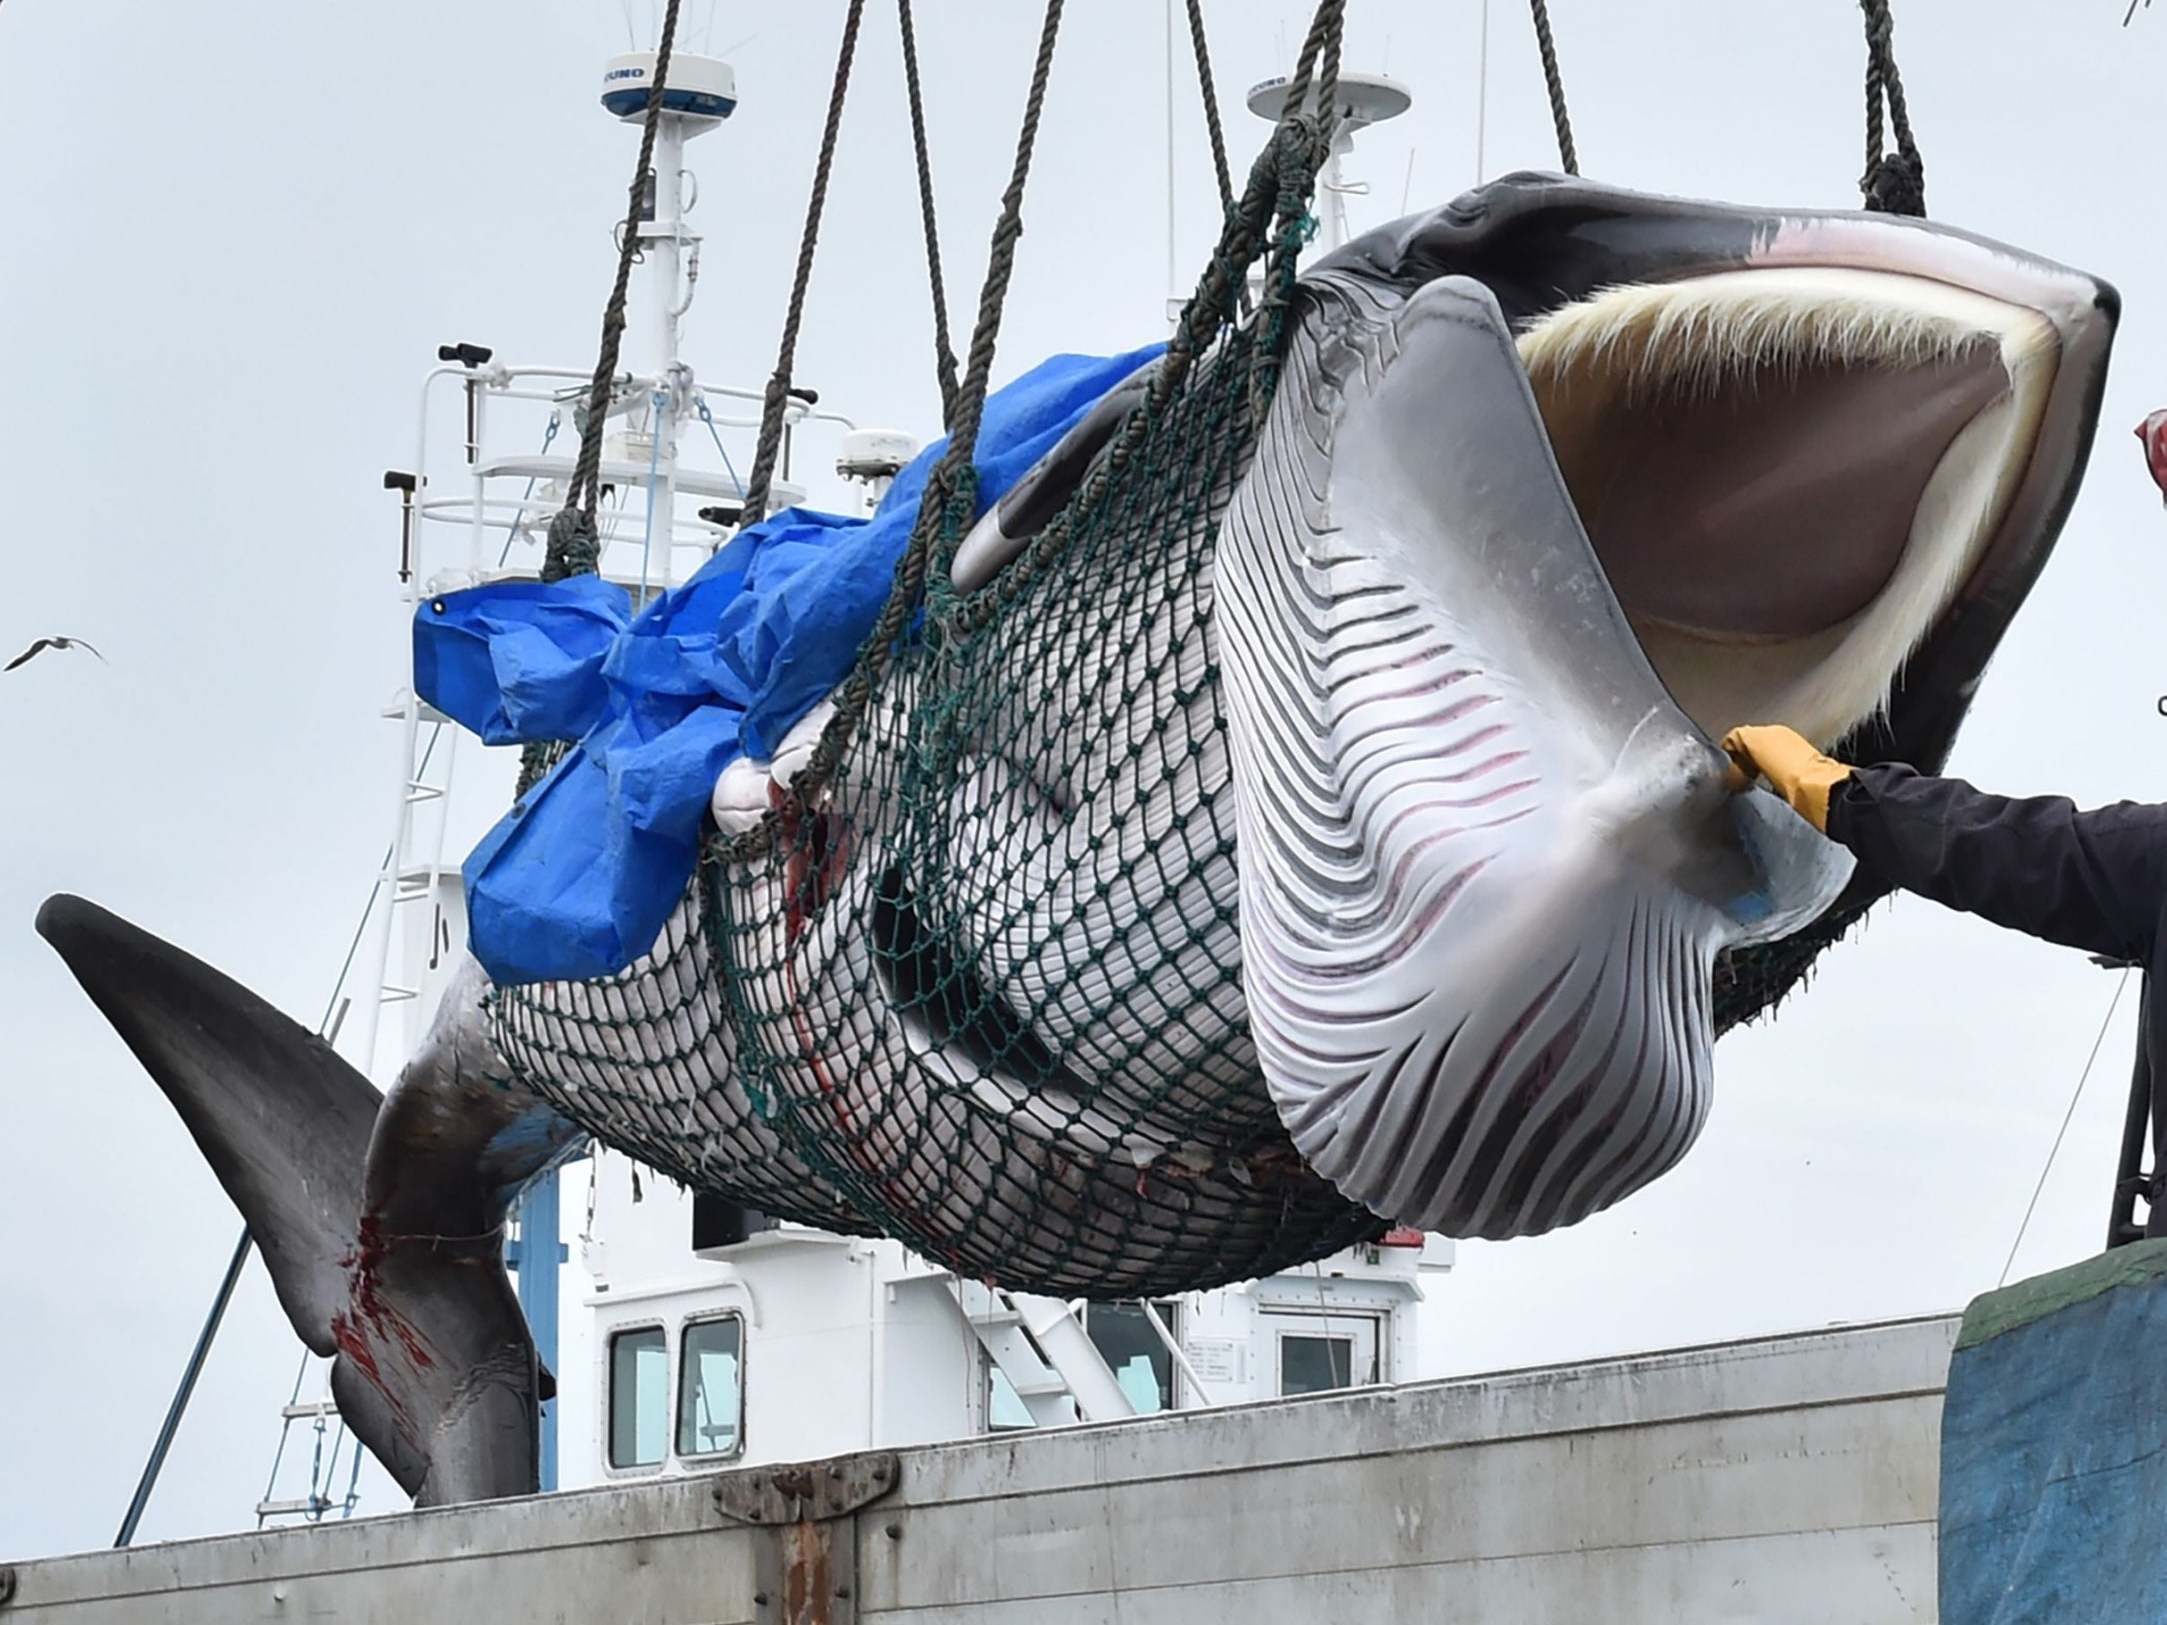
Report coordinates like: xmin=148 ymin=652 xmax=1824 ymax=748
xmin=1939 ymin=1237 xmax=2167 ymax=1623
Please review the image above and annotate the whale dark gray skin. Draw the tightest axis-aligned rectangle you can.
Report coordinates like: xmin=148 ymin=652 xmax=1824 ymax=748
xmin=41 ymin=173 xmax=2117 ymax=1506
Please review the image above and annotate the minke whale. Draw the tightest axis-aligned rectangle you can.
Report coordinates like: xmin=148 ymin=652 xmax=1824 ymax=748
xmin=39 ymin=174 xmax=2117 ymax=1506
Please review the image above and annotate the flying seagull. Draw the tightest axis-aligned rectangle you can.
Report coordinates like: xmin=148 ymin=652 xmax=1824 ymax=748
xmin=6 ymin=637 xmax=105 ymax=672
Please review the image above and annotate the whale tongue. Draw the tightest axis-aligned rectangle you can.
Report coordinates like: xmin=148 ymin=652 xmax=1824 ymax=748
xmin=1216 ymin=275 xmax=1851 ymax=1240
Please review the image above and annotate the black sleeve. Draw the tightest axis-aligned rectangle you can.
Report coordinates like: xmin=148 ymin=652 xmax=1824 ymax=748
xmin=1826 ymin=764 xmax=2167 ymax=964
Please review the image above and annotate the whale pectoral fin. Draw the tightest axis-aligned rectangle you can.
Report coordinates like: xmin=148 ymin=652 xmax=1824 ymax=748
xmin=36 ymin=893 xmax=376 ymax=1355
xmin=1217 ymin=278 xmax=1853 ymax=1241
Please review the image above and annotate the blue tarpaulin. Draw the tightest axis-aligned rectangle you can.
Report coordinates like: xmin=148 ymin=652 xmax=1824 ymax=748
xmin=417 ymin=343 xmax=1163 ymax=985
xmin=1939 ymin=1238 xmax=2167 ymax=1624
xmin=412 ymin=575 xmax=633 ymax=747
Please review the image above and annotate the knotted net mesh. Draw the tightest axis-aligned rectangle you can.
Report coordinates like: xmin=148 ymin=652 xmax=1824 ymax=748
xmin=488 ymin=117 xmax=1392 ymax=1295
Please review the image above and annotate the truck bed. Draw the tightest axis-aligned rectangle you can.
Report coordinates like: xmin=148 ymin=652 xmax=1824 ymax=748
xmin=3 ymin=1314 xmax=1958 ymax=1623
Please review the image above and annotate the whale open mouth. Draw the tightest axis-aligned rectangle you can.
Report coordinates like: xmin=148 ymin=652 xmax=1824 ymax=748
xmin=1515 ymin=267 xmax=2060 ymax=747
xmin=1218 ymin=240 xmax=2112 ymax=1244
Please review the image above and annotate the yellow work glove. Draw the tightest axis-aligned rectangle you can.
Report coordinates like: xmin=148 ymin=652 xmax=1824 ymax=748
xmin=1719 ymin=725 xmax=1853 ymax=834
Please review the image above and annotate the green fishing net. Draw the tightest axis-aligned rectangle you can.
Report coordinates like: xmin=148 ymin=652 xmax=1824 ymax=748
xmin=490 ymin=117 xmax=1389 ymax=1296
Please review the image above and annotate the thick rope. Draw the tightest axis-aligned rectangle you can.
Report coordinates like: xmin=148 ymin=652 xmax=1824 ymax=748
xmin=1528 ymin=0 xmax=1578 ymax=176
xmin=1279 ymin=0 xmax=1343 ymax=123
xmin=1859 ymin=0 xmax=1925 ymax=216
xmin=1017 ymin=0 xmax=1346 ymax=542
xmin=713 ymin=0 xmax=1070 ymax=861
xmin=519 ymin=0 xmax=684 ymax=796
xmin=566 ymin=0 xmax=686 ymax=531
xmin=1250 ymin=1 xmax=1345 ymax=420
xmin=960 ymin=115 xmax=1335 ymax=645
xmin=943 ymin=0 xmax=1066 ymax=461
xmin=737 ymin=0 xmax=869 ymax=527
xmin=897 ymin=0 xmax=961 ymax=428
xmin=1184 ymin=0 xmax=1235 ymax=215
xmin=709 ymin=0 xmax=1351 ymax=864
xmin=932 ymin=0 xmax=1343 ymax=629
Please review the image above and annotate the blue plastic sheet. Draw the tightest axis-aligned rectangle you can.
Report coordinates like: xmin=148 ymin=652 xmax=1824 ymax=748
xmin=1939 ymin=1239 xmax=2167 ymax=1624
xmin=417 ymin=343 xmax=1163 ymax=985
xmin=416 ymin=576 xmax=632 ymax=746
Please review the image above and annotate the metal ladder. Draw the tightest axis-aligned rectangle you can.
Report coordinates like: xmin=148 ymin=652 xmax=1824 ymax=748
xmin=254 ymin=1355 xmax=367 ymax=1526
xmin=947 ymin=1281 xmax=1138 ymax=1427
xmin=353 ymin=703 xmax=464 ymax=1082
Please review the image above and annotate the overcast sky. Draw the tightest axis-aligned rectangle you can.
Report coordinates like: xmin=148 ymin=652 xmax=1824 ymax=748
xmin=3 ymin=0 xmax=2164 ymax=1561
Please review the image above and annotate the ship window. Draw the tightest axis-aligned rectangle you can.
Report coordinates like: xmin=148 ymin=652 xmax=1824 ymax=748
xmin=607 ymin=1325 xmax=669 ymax=1469
xmin=982 ymin=1299 xmax=1185 ymax=1429
xmin=1279 ymin=1333 xmax=1356 ymax=1396
xmin=677 ymin=1315 xmax=745 ymax=1459
xmin=1266 ymin=1309 xmax=1385 ymax=1398
xmin=1083 ymin=1300 xmax=1181 ymax=1413
xmin=1265 ymin=1308 xmax=1378 ymax=1404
